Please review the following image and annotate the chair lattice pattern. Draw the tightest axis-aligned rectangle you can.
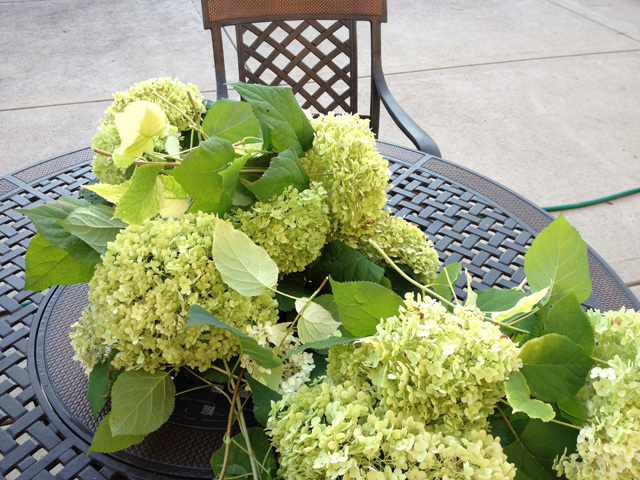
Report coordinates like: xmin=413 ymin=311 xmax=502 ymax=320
xmin=237 ymin=20 xmax=356 ymax=113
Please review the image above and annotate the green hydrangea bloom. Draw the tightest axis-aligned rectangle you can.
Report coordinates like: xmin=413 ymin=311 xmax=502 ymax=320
xmin=70 ymin=212 xmax=279 ymax=373
xmin=301 ymin=113 xmax=389 ymax=237
xmin=554 ymin=308 xmax=640 ymax=480
xmin=91 ymin=77 xmax=206 ymax=184
xmin=328 ymin=295 xmax=521 ymax=430
xmin=268 ymin=380 xmax=516 ymax=480
xmin=230 ymin=183 xmax=330 ymax=274
xmin=337 ymin=209 xmax=439 ymax=284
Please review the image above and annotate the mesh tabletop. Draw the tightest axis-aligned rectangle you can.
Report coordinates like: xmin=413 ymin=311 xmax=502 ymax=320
xmin=1 ymin=144 xmax=638 ymax=479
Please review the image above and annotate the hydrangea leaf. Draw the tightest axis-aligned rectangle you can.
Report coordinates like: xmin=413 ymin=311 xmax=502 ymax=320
xmin=245 ymin=374 xmax=283 ymax=427
xmin=476 ymin=288 xmax=528 ymax=313
xmin=58 ymin=204 xmax=127 ymax=254
xmin=210 ymin=427 xmax=278 ymax=479
xmin=557 ymin=398 xmax=588 ymax=425
xmin=114 ymin=101 xmax=168 ymax=158
xmin=243 ymin=148 xmax=309 ymax=201
xmin=168 ymin=137 xmax=242 ymax=214
xmin=519 ymin=333 xmax=593 ymax=402
xmin=114 ymin=163 xmax=164 ymax=224
xmin=330 ymin=279 xmax=404 ymax=337
xmin=503 ymin=419 xmax=578 ymax=480
xmin=505 ymin=371 xmax=555 ymax=421
xmin=185 ymin=305 xmax=281 ymax=369
xmin=158 ymin=198 xmax=190 ymax=218
xmin=88 ymin=412 xmax=146 ymax=454
xmin=231 ymin=82 xmax=314 ymax=156
xmin=25 ymin=233 xmax=96 ymax=290
xmin=524 ymin=215 xmax=592 ymax=304
xmin=159 ymin=175 xmax=188 ymax=198
xmin=87 ymin=360 xmax=111 ymax=419
xmin=295 ymin=299 xmax=341 ymax=344
xmin=112 ymin=152 xmax=135 ymax=168
xmin=164 ymin=135 xmax=181 ymax=156
xmin=83 ymin=181 xmax=130 ymax=204
xmin=16 ymin=197 xmax=101 ymax=263
xmin=492 ymin=287 xmax=549 ymax=322
xmin=213 ymin=218 xmax=278 ymax=296
xmin=109 ymin=370 xmax=175 ymax=436
xmin=308 ymin=240 xmax=384 ymax=284
xmin=429 ymin=262 xmax=462 ymax=302
xmin=543 ymin=291 xmax=595 ymax=356
xmin=202 ymin=99 xmax=260 ymax=142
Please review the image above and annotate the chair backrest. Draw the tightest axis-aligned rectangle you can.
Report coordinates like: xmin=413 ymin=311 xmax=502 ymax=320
xmin=201 ymin=0 xmax=387 ymax=135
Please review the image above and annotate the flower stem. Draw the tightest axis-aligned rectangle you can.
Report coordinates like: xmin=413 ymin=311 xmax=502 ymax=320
xmin=219 ymin=367 xmax=246 ymax=480
xmin=496 ymin=404 xmax=520 ymax=442
xmin=152 ymin=91 xmax=208 ymax=138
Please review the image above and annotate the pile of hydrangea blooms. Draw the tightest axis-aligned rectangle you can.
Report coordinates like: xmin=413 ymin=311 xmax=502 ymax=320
xmin=16 ymin=77 xmax=636 ymax=480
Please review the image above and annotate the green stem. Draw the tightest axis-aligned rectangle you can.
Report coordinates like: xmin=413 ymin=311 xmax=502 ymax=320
xmin=235 ymin=396 xmax=259 ymax=480
xmin=496 ymin=404 xmax=520 ymax=443
xmin=369 ymin=239 xmax=453 ymax=306
xmin=219 ymin=367 xmax=246 ymax=480
xmin=152 ymin=91 xmax=208 ymax=138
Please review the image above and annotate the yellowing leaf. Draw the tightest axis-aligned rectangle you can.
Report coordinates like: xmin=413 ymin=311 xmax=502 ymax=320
xmin=492 ymin=287 xmax=549 ymax=322
xmin=83 ymin=181 xmax=130 ymax=204
xmin=295 ymin=299 xmax=341 ymax=344
xmin=115 ymin=101 xmax=168 ymax=158
xmin=159 ymin=198 xmax=189 ymax=218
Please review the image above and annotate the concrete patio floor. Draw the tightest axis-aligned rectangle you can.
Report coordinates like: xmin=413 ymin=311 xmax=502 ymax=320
xmin=1 ymin=0 xmax=638 ymax=301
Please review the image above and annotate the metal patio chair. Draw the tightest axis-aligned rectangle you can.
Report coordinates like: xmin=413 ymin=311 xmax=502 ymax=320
xmin=201 ymin=0 xmax=441 ymax=156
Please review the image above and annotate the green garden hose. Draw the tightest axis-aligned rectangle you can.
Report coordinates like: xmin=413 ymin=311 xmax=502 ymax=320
xmin=543 ymin=187 xmax=640 ymax=212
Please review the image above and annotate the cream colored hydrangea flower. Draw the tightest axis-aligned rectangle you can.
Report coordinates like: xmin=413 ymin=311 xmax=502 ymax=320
xmin=328 ymin=294 xmax=521 ymax=430
xmin=301 ymin=113 xmax=389 ymax=237
xmin=70 ymin=212 xmax=279 ymax=373
xmin=554 ymin=307 xmax=640 ymax=480
xmin=242 ymin=320 xmax=315 ymax=395
xmin=268 ymin=380 xmax=516 ymax=480
xmin=338 ymin=209 xmax=440 ymax=285
xmin=230 ymin=183 xmax=330 ymax=274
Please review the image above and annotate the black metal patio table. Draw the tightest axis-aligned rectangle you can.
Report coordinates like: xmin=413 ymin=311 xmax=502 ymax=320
xmin=1 ymin=142 xmax=638 ymax=480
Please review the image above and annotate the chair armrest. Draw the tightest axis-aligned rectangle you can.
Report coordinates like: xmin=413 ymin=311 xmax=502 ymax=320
xmin=372 ymin=69 xmax=441 ymax=157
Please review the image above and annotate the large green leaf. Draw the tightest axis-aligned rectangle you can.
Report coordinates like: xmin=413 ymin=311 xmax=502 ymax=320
xmin=58 ymin=204 xmax=127 ymax=254
xmin=309 ymin=241 xmax=385 ymax=284
xmin=213 ymin=218 xmax=278 ymax=296
xmin=519 ymin=333 xmax=593 ymax=403
xmin=201 ymin=99 xmax=260 ymax=142
xmin=210 ymin=427 xmax=278 ymax=479
xmin=88 ymin=412 xmax=146 ymax=454
xmin=295 ymin=299 xmax=341 ymax=344
xmin=231 ymin=82 xmax=314 ymax=156
xmin=245 ymin=374 xmax=282 ymax=427
xmin=505 ymin=371 xmax=555 ymax=422
xmin=543 ymin=292 xmax=595 ymax=356
xmin=524 ymin=215 xmax=592 ymax=304
xmin=24 ymin=233 xmax=96 ymax=291
xmin=109 ymin=370 xmax=175 ymax=436
xmin=503 ymin=419 xmax=578 ymax=480
xmin=83 ymin=181 xmax=130 ymax=204
xmin=16 ymin=197 xmax=101 ymax=263
xmin=168 ymin=137 xmax=241 ymax=214
xmin=114 ymin=163 xmax=164 ymax=224
xmin=331 ymin=279 xmax=404 ymax=336
xmin=243 ymin=148 xmax=309 ymax=201
xmin=185 ymin=305 xmax=281 ymax=369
